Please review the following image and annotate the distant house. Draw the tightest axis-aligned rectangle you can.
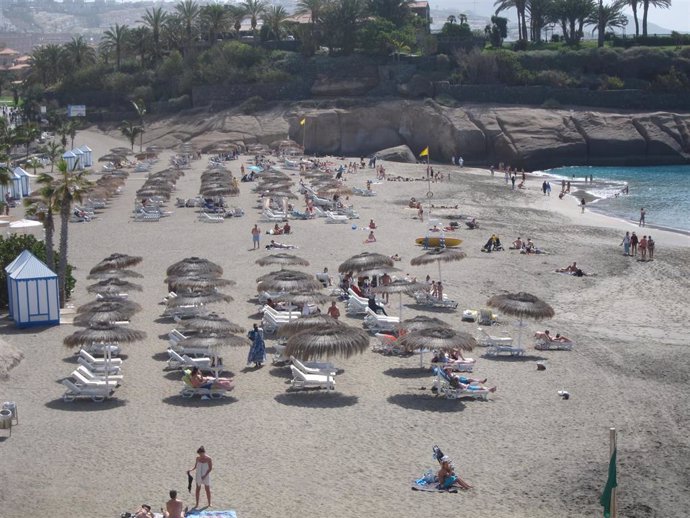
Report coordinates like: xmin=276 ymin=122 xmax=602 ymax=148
xmin=409 ymin=1 xmax=432 ymax=32
xmin=0 ymin=48 xmax=20 ymax=69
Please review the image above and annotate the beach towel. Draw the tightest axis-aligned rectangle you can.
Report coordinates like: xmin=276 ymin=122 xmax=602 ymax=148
xmin=411 ymin=479 xmax=458 ymax=493
xmin=186 ymin=511 xmax=237 ymax=518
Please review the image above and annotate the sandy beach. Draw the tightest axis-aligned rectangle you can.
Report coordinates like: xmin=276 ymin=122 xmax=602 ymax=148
xmin=0 ymin=128 xmax=688 ymax=518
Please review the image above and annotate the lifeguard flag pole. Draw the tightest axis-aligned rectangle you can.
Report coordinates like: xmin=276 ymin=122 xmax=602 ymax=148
xmin=300 ymin=117 xmax=306 ymax=153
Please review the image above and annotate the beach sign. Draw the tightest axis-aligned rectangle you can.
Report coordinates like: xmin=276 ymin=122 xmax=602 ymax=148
xmin=67 ymin=105 xmax=86 ymax=117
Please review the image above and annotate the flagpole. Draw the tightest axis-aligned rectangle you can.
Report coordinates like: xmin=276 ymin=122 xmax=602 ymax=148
xmin=610 ymin=428 xmax=617 ymax=518
xmin=302 ymin=118 xmax=306 ymax=155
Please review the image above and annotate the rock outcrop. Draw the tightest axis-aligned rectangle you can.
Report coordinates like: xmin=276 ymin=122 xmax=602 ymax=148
xmin=374 ymin=145 xmax=416 ymax=163
xmin=139 ymin=100 xmax=690 ymax=170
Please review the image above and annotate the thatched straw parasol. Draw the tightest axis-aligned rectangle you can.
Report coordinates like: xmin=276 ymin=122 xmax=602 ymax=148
xmin=176 ymin=334 xmax=250 ymax=353
xmin=87 ymin=278 xmax=143 ymax=294
xmin=0 ymin=338 xmax=23 ymax=379
xmin=284 ymin=325 xmax=370 ymax=361
xmin=166 ymin=276 xmax=236 ymax=292
xmin=87 ymin=269 xmax=143 ymax=280
xmin=372 ymin=279 xmax=427 ymax=323
xmin=281 ymin=291 xmax=331 ymax=306
xmin=255 ymin=253 xmax=310 ymax=269
xmin=410 ymin=247 xmax=466 ymax=284
xmin=339 ymin=252 xmax=394 ymax=274
xmin=76 ymin=299 xmax=142 ymax=315
xmin=486 ymin=292 xmax=554 ymax=348
xmin=166 ymin=257 xmax=223 ymax=278
xmin=72 ymin=305 xmax=137 ymax=326
xmin=398 ymin=326 xmax=476 ymax=368
xmin=63 ymin=322 xmax=146 ymax=348
xmin=180 ymin=313 xmax=245 ymax=335
xmin=356 ymin=265 xmax=402 ymax=277
xmin=400 ymin=315 xmax=451 ymax=333
xmin=166 ymin=292 xmax=233 ymax=307
xmin=277 ymin=314 xmax=344 ymax=338
xmin=89 ymin=253 xmax=143 ymax=274
xmin=256 ymin=270 xmax=322 ymax=293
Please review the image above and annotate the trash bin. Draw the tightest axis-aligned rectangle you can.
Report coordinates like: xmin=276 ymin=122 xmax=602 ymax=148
xmin=0 ymin=408 xmax=12 ymax=433
xmin=2 ymin=402 xmax=17 ymax=424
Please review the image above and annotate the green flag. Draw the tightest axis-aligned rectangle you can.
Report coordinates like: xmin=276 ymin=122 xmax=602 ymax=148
xmin=600 ymin=448 xmax=617 ymax=517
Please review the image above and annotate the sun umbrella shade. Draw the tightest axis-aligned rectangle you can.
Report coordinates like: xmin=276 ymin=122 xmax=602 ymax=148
xmin=76 ymin=299 xmax=142 ymax=315
xmin=180 ymin=313 xmax=245 ymax=335
xmin=355 ymin=266 xmax=402 ymax=277
xmin=87 ymin=278 xmax=143 ymax=294
xmin=73 ymin=306 xmax=136 ymax=326
xmin=410 ymin=248 xmax=467 ymax=266
xmin=486 ymin=292 xmax=555 ymax=320
xmin=87 ymin=269 xmax=143 ymax=280
xmin=398 ymin=327 xmax=476 ymax=353
xmin=372 ymin=279 xmax=427 ymax=295
xmin=257 ymin=270 xmax=323 ymax=293
xmin=400 ymin=315 xmax=451 ymax=333
xmin=166 ymin=292 xmax=233 ymax=307
xmin=284 ymin=325 xmax=370 ymax=361
xmin=166 ymin=257 xmax=223 ymax=278
xmin=166 ymin=276 xmax=236 ymax=291
xmin=339 ymin=252 xmax=394 ymax=274
xmin=176 ymin=335 xmax=249 ymax=350
xmin=89 ymin=254 xmax=143 ymax=274
xmin=282 ymin=291 xmax=331 ymax=305
xmin=63 ymin=322 xmax=146 ymax=347
xmin=255 ymin=253 xmax=310 ymax=268
xmin=277 ymin=314 xmax=344 ymax=338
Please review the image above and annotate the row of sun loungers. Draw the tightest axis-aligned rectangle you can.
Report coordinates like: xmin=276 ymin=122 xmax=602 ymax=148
xmin=61 ymin=349 xmax=123 ymax=402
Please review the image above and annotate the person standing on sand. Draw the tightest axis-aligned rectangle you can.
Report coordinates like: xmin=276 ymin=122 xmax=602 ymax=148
xmin=542 ymin=181 xmax=547 ymax=195
xmin=580 ymin=198 xmax=586 ymax=213
xmin=630 ymin=232 xmax=639 ymax=256
xmin=511 ymin=175 xmax=516 ymax=190
xmin=639 ymin=235 xmax=648 ymax=261
xmin=251 ymin=224 xmax=261 ymax=250
xmin=647 ymin=235 xmax=655 ymax=260
xmin=546 ymin=181 xmax=551 ymax=196
xmin=620 ymin=231 xmax=631 ymax=256
xmin=639 ymin=207 xmax=646 ymax=227
xmin=188 ymin=447 xmax=212 ymax=509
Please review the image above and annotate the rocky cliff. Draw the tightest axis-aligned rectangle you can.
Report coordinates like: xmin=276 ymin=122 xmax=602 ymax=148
xmin=141 ymin=100 xmax=690 ymax=170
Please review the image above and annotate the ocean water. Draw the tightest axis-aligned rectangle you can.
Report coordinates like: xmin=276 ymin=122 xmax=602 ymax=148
xmin=540 ymin=165 xmax=690 ymax=233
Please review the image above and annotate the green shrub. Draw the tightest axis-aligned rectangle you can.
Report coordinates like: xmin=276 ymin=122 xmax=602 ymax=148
xmin=0 ymin=234 xmax=75 ymax=308
xmin=531 ymin=69 xmax=574 ymax=88
xmin=599 ymin=75 xmax=625 ymax=90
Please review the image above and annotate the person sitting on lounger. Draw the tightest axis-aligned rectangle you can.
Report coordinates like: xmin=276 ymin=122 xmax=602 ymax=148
xmin=437 ymin=456 xmax=473 ymax=490
xmin=443 ymin=370 xmax=497 ymax=393
xmin=535 ymin=330 xmax=573 ymax=343
xmin=266 ymin=240 xmax=296 ymax=249
xmin=556 ymin=262 xmax=578 ymax=273
xmin=188 ymin=367 xmax=233 ymax=390
xmin=443 ymin=368 xmax=487 ymax=386
xmin=368 ymin=296 xmax=387 ymax=315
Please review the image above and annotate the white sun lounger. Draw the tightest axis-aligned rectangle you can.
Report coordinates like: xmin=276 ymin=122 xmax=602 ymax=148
xmin=77 ymin=356 xmax=122 ymax=375
xmin=363 ymin=307 xmax=400 ymax=333
xmin=478 ymin=327 xmax=525 ymax=357
xmin=291 ymin=356 xmax=337 ymax=377
xmin=429 ymin=358 xmax=476 ymax=373
xmin=432 ymin=368 xmax=490 ymax=400
xmin=62 ymin=379 xmax=115 ymax=402
xmin=79 ymin=349 xmax=123 ymax=367
xmin=74 ymin=365 xmax=124 ymax=383
xmin=289 ymin=365 xmax=335 ymax=391
xmin=83 ymin=342 xmax=121 ymax=356
xmin=167 ymin=349 xmax=213 ymax=370
xmin=413 ymin=291 xmax=459 ymax=310
xmin=535 ymin=336 xmax=575 ymax=351
xmin=477 ymin=327 xmax=513 ymax=347
xmin=71 ymin=369 xmax=119 ymax=388
xmin=198 ymin=211 xmax=224 ymax=223
xmin=325 ymin=211 xmax=349 ymax=224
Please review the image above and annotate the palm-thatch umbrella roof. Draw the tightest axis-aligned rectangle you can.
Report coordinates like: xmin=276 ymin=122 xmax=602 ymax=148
xmin=180 ymin=313 xmax=245 ymax=335
xmin=410 ymin=247 xmax=467 ymax=283
xmin=486 ymin=292 xmax=555 ymax=320
xmin=398 ymin=327 xmax=476 ymax=353
xmin=0 ymin=338 xmax=23 ymax=379
xmin=260 ymin=190 xmax=298 ymax=199
xmin=166 ymin=257 xmax=223 ymax=278
xmin=89 ymin=253 xmax=143 ymax=273
xmin=87 ymin=278 xmax=143 ymax=294
xmin=63 ymin=322 xmax=146 ymax=348
xmin=98 ymin=153 xmax=127 ymax=162
xmin=339 ymin=252 xmax=394 ymax=274
xmin=277 ymin=314 xmax=344 ymax=338
xmin=87 ymin=269 xmax=144 ymax=280
xmin=166 ymin=275 xmax=236 ymax=291
xmin=255 ymin=253 xmax=310 ymax=268
xmin=166 ymin=292 xmax=233 ymax=308
xmin=176 ymin=334 xmax=250 ymax=352
xmin=281 ymin=291 xmax=330 ymax=306
xmin=371 ymin=279 xmax=426 ymax=295
xmin=200 ymin=185 xmax=239 ymax=197
xmin=72 ymin=305 xmax=137 ymax=326
xmin=256 ymin=270 xmax=322 ymax=293
xmin=76 ymin=299 xmax=142 ymax=315
xmin=110 ymin=147 xmax=133 ymax=155
xmin=400 ymin=315 xmax=451 ymax=333
xmin=284 ymin=325 xmax=370 ymax=361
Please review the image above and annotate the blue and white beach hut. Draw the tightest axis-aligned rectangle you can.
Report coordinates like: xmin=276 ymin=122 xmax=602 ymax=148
xmin=80 ymin=145 xmax=93 ymax=167
xmin=12 ymin=167 xmax=31 ymax=197
xmin=62 ymin=150 xmax=77 ymax=171
xmin=4 ymin=249 xmax=34 ymax=319
xmin=72 ymin=148 xmax=84 ymax=170
xmin=7 ymin=252 xmax=60 ymax=328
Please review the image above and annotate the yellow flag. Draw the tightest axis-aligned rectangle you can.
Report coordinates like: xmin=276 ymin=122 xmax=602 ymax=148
xmin=300 ymin=118 xmax=306 ymax=126
xmin=419 ymin=146 xmax=429 ymax=157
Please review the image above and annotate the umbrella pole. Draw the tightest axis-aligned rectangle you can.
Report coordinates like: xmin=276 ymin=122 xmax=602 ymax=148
xmin=517 ymin=317 xmax=524 ymax=349
xmin=104 ymin=344 xmax=110 ymax=399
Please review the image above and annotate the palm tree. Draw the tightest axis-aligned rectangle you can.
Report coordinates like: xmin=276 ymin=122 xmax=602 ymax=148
xmin=175 ymin=0 xmax=201 ymax=48
xmin=55 ymin=159 xmax=91 ymax=304
xmin=625 ymin=0 xmax=640 ymax=36
xmin=66 ymin=120 xmax=79 ymax=149
xmin=25 ymin=157 xmax=44 ymax=175
xmin=29 ymin=45 xmax=63 ymax=86
xmin=0 ymin=146 xmax=11 ymax=214
xmin=242 ymin=0 xmax=267 ymax=37
xmin=226 ymin=5 xmax=245 ymax=39
xmin=17 ymin=124 xmax=41 ymax=158
xmin=128 ymin=26 xmax=152 ymax=66
xmin=43 ymin=141 xmax=64 ymax=174
xmin=527 ymin=0 xmax=554 ymax=42
xmin=262 ymin=5 xmax=289 ymax=40
xmin=101 ymin=24 xmax=130 ymax=70
xmin=641 ymin=0 xmax=670 ymax=36
xmin=131 ymin=100 xmax=147 ymax=152
xmin=141 ymin=6 xmax=168 ymax=62
xmin=25 ymin=173 xmax=57 ymax=269
xmin=551 ymin=0 xmax=596 ymax=44
xmin=446 ymin=14 xmax=457 ymax=24
xmin=297 ymin=0 xmax=326 ymax=22
xmin=63 ymin=35 xmax=96 ymax=68
xmin=495 ymin=0 xmax=528 ymax=41
xmin=120 ymin=120 xmax=143 ymax=150
xmin=201 ymin=3 xmax=229 ymax=44
xmin=587 ymin=0 xmax=628 ymax=47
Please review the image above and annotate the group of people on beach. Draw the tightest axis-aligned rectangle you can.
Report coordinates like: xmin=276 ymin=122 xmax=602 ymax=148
xmin=620 ymin=231 xmax=655 ymax=260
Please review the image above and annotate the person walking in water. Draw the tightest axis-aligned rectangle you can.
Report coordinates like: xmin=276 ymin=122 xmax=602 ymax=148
xmin=188 ymin=446 xmax=213 ymax=508
xmin=639 ymin=207 xmax=646 ymax=227
xmin=251 ymin=224 xmax=261 ymax=250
